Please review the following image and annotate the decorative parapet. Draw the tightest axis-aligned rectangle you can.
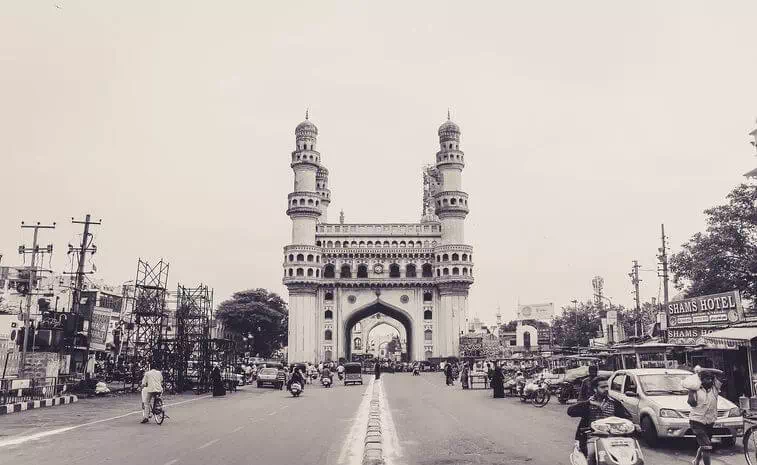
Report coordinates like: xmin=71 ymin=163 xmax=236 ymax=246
xmin=316 ymin=223 xmax=442 ymax=236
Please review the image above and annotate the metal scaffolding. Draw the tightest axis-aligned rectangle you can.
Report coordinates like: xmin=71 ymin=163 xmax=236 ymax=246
xmin=174 ymin=283 xmax=213 ymax=392
xmin=126 ymin=259 xmax=170 ymax=385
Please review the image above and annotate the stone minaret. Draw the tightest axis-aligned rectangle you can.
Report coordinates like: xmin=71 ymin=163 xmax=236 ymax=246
xmin=283 ymin=113 xmax=323 ymax=363
xmin=433 ymin=113 xmax=474 ymax=356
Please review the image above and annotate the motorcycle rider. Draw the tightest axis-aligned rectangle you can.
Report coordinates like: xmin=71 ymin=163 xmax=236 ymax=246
xmin=578 ymin=365 xmax=598 ymax=401
xmin=287 ymin=368 xmax=306 ymax=392
xmin=337 ymin=363 xmax=345 ymax=380
xmin=567 ymin=376 xmax=632 ymax=460
xmin=321 ymin=365 xmax=333 ymax=385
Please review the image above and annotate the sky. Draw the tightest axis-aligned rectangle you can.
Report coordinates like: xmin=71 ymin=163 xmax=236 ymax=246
xmin=2 ymin=1 xmax=757 ymax=325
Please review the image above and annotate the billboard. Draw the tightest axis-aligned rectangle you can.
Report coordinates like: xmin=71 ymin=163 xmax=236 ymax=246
xmin=666 ymin=291 xmax=743 ymax=328
xmin=89 ymin=307 xmax=111 ymax=351
xmin=518 ymin=303 xmax=555 ymax=322
xmin=667 ymin=327 xmax=722 ymax=345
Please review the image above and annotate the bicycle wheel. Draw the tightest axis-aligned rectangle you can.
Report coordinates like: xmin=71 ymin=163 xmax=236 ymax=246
xmin=533 ymin=389 xmax=549 ymax=408
xmin=745 ymin=426 xmax=757 ymax=465
xmin=152 ymin=397 xmax=165 ymax=425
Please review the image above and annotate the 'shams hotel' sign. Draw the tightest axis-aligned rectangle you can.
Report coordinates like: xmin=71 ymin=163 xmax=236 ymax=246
xmin=666 ymin=291 xmax=743 ymax=328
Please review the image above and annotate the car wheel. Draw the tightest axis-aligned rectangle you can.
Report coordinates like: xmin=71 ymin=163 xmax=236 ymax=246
xmin=641 ymin=416 xmax=659 ymax=448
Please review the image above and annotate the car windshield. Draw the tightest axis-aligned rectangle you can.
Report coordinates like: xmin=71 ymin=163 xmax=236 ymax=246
xmin=260 ymin=368 xmax=277 ymax=375
xmin=638 ymin=374 xmax=690 ymax=395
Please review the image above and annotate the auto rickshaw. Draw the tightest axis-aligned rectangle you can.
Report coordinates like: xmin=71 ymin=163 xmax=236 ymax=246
xmin=343 ymin=362 xmax=363 ymax=385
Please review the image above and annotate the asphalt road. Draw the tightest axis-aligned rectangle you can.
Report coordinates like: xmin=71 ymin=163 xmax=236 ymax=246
xmin=0 ymin=373 xmax=751 ymax=465
xmin=0 ymin=379 xmax=369 ymax=465
xmin=383 ymin=372 xmax=747 ymax=465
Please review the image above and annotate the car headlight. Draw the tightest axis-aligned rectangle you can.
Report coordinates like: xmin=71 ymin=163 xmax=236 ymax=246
xmin=728 ymin=407 xmax=742 ymax=418
xmin=659 ymin=408 xmax=684 ymax=418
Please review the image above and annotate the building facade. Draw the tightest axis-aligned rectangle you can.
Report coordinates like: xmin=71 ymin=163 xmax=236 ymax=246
xmin=283 ymin=115 xmax=474 ymax=363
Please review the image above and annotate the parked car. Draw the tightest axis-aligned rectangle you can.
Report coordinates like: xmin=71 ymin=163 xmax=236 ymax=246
xmin=257 ymin=368 xmax=283 ymax=389
xmin=607 ymin=368 xmax=744 ymax=447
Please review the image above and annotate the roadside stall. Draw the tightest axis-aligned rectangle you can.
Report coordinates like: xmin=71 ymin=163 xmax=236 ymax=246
xmin=703 ymin=326 xmax=757 ymax=397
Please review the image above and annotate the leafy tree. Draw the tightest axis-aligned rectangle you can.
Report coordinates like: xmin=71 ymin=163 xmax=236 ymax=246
xmin=670 ymin=182 xmax=757 ymax=305
xmin=551 ymin=301 xmax=628 ymax=347
xmin=215 ymin=288 xmax=288 ymax=358
xmin=499 ymin=320 xmax=519 ymax=332
xmin=618 ymin=301 xmax=658 ymax=338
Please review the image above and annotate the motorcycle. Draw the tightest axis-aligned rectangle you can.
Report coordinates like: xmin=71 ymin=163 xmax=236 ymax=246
xmin=569 ymin=417 xmax=643 ymax=465
xmin=290 ymin=382 xmax=303 ymax=397
xmin=412 ymin=366 xmax=420 ymax=376
xmin=520 ymin=378 xmax=550 ymax=407
xmin=558 ymin=380 xmax=580 ymax=404
xmin=321 ymin=376 xmax=332 ymax=388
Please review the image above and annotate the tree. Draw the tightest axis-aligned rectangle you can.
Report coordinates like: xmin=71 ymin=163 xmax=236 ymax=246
xmin=215 ymin=288 xmax=288 ymax=358
xmin=670 ymin=182 xmax=757 ymax=305
xmin=551 ymin=301 xmax=599 ymax=347
xmin=618 ymin=301 xmax=658 ymax=338
xmin=499 ymin=320 xmax=519 ymax=332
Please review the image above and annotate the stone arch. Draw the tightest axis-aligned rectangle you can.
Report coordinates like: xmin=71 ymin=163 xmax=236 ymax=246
xmin=343 ymin=299 xmax=413 ymax=361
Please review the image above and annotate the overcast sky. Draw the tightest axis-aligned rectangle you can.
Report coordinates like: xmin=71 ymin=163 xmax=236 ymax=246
xmin=2 ymin=1 xmax=757 ymax=324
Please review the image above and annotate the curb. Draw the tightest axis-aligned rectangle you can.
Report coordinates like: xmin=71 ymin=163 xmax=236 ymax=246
xmin=363 ymin=380 xmax=385 ymax=465
xmin=0 ymin=395 xmax=78 ymax=415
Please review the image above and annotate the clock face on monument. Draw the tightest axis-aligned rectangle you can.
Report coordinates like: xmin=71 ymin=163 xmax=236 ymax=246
xmin=373 ymin=264 xmax=383 ymax=274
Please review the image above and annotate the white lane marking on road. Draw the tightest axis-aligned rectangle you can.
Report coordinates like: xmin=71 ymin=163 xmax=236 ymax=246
xmin=163 ymin=459 xmax=178 ymax=465
xmin=197 ymin=438 xmax=220 ymax=450
xmin=377 ymin=380 xmax=404 ymax=465
xmin=280 ymin=404 xmax=290 ymax=410
xmin=0 ymin=395 xmax=212 ymax=449
xmin=337 ymin=377 xmax=374 ymax=465
xmin=231 ymin=426 xmax=244 ymax=433
xmin=267 ymin=411 xmax=277 ymax=416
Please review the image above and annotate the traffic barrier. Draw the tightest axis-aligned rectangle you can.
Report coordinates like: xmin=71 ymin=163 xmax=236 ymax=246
xmin=362 ymin=380 xmax=385 ymax=465
xmin=1 ymin=394 xmax=78 ymax=415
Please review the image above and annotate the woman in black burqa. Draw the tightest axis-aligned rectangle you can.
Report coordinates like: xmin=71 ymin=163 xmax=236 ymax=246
xmin=492 ymin=364 xmax=506 ymax=398
xmin=374 ymin=361 xmax=381 ymax=380
xmin=211 ymin=365 xmax=226 ymax=397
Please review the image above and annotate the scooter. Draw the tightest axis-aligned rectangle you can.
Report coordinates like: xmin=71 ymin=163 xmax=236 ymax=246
xmin=290 ymin=382 xmax=303 ymax=397
xmin=569 ymin=417 xmax=644 ymax=465
xmin=412 ymin=367 xmax=420 ymax=376
xmin=321 ymin=376 xmax=332 ymax=388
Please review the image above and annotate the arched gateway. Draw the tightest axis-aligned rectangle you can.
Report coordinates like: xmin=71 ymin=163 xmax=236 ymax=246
xmin=283 ymin=114 xmax=474 ymax=363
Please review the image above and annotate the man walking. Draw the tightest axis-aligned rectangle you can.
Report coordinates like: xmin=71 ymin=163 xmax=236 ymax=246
xmin=684 ymin=367 xmax=722 ymax=465
xmin=140 ymin=362 xmax=163 ymax=424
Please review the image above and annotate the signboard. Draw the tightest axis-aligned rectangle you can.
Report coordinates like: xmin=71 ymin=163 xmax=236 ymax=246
xmin=518 ymin=303 xmax=555 ymax=322
xmin=537 ymin=327 xmax=552 ymax=346
xmin=89 ymin=307 xmax=111 ymax=351
xmin=666 ymin=291 xmax=743 ymax=328
xmin=667 ymin=327 xmax=721 ymax=345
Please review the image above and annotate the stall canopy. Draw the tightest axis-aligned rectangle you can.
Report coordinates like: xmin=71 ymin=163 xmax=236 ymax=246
xmin=704 ymin=327 xmax=757 ymax=347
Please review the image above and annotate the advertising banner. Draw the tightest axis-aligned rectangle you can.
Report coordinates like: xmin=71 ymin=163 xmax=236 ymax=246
xmin=666 ymin=291 xmax=743 ymax=328
xmin=89 ymin=307 xmax=111 ymax=351
xmin=666 ymin=326 xmax=739 ymax=348
xmin=518 ymin=303 xmax=555 ymax=322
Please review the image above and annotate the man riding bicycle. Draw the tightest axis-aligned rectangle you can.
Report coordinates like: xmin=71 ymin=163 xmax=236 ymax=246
xmin=140 ymin=362 xmax=164 ymax=424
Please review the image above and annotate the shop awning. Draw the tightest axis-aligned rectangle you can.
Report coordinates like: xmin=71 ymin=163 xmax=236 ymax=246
xmin=703 ymin=327 xmax=757 ymax=347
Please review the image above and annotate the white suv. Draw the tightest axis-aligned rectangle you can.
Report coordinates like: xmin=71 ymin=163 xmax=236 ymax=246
xmin=607 ymin=368 xmax=743 ymax=447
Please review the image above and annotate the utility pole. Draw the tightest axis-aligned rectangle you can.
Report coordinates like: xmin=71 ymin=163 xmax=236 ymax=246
xmin=18 ymin=221 xmax=56 ymax=370
xmin=657 ymin=224 xmax=670 ymax=305
xmin=629 ymin=260 xmax=642 ymax=337
xmin=65 ymin=214 xmax=101 ymax=375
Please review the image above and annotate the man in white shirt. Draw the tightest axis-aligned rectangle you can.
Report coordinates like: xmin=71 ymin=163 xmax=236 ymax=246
xmin=686 ymin=368 xmax=721 ymax=465
xmin=140 ymin=363 xmax=164 ymax=424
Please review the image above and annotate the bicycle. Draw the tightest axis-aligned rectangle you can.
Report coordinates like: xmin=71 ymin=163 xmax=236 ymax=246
xmin=150 ymin=393 xmax=167 ymax=425
xmin=744 ymin=414 xmax=757 ymax=464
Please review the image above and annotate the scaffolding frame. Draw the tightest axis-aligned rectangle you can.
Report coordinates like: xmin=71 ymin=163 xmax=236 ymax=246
xmin=174 ymin=283 xmax=213 ymax=392
xmin=126 ymin=259 xmax=169 ymax=387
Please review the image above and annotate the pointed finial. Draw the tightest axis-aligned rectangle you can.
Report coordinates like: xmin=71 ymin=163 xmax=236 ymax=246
xmin=305 ymin=107 xmax=309 ymax=120
xmin=447 ymin=108 xmax=451 ymax=121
